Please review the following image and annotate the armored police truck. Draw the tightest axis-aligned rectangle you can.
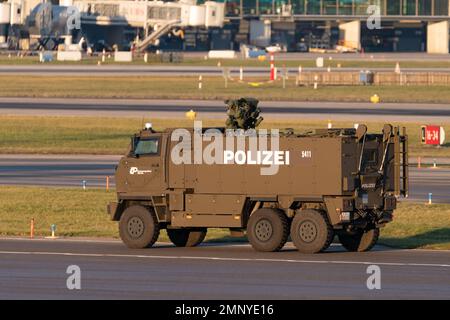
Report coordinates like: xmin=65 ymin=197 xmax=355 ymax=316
xmin=108 ymin=122 xmax=408 ymax=253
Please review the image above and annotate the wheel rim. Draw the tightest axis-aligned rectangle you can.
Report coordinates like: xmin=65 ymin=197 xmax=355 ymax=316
xmin=298 ymin=220 xmax=317 ymax=243
xmin=254 ymin=219 xmax=273 ymax=242
xmin=127 ymin=217 xmax=145 ymax=238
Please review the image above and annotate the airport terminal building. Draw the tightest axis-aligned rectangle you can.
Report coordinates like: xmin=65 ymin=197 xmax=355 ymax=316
xmin=1 ymin=0 xmax=450 ymax=53
xmin=200 ymin=0 xmax=450 ymax=53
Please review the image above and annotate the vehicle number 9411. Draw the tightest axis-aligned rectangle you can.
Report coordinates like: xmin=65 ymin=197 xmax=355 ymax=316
xmin=301 ymin=150 xmax=312 ymax=158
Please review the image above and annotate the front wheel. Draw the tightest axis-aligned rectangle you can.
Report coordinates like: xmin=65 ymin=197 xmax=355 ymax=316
xmin=338 ymin=228 xmax=379 ymax=252
xmin=167 ymin=228 xmax=207 ymax=247
xmin=290 ymin=209 xmax=334 ymax=254
xmin=119 ymin=205 xmax=160 ymax=249
xmin=247 ymin=208 xmax=289 ymax=252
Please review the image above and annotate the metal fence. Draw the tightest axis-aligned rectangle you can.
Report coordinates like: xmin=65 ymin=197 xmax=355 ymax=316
xmin=296 ymin=72 xmax=450 ymax=86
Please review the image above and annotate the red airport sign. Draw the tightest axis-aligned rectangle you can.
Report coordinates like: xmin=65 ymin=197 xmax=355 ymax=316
xmin=421 ymin=125 xmax=445 ymax=145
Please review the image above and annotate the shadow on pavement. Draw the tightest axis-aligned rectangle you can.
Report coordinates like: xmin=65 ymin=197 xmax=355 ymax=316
xmin=380 ymin=227 xmax=450 ymax=249
xmin=171 ymin=235 xmax=402 ymax=253
xmin=157 ymin=229 xmax=450 ymax=252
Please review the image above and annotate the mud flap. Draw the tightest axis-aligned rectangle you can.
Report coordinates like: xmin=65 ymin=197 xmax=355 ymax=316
xmin=323 ymin=197 xmax=345 ymax=226
xmin=107 ymin=202 xmax=125 ymax=221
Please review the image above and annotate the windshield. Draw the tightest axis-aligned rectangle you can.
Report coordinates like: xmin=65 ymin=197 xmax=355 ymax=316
xmin=134 ymin=138 xmax=159 ymax=156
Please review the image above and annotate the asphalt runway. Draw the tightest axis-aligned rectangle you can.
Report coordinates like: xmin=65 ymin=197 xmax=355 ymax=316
xmin=0 ymin=155 xmax=119 ymax=188
xmin=1 ymin=97 xmax=450 ymax=122
xmin=0 ymin=155 xmax=449 ymax=204
xmin=0 ymin=238 xmax=448 ymax=299
xmin=1 ymin=65 xmax=450 ymax=77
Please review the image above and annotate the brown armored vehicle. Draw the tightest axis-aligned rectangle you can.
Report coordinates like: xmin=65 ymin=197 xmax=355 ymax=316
xmin=108 ymin=122 xmax=408 ymax=254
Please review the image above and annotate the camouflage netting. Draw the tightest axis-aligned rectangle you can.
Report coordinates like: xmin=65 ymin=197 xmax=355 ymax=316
xmin=225 ymin=98 xmax=263 ymax=130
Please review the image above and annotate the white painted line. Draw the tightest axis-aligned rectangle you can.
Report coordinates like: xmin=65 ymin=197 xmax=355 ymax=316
xmin=1 ymin=237 xmax=449 ymax=252
xmin=0 ymin=250 xmax=449 ymax=268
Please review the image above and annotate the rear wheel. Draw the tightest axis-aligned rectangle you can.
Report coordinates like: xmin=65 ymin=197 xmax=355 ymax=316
xmin=338 ymin=228 xmax=379 ymax=252
xmin=247 ymin=208 xmax=289 ymax=252
xmin=290 ymin=209 xmax=334 ymax=254
xmin=167 ymin=228 xmax=207 ymax=247
xmin=119 ymin=205 xmax=160 ymax=249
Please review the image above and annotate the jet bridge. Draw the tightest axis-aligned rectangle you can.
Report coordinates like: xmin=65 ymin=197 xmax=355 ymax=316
xmin=0 ymin=0 xmax=224 ymax=51
xmin=73 ymin=0 xmax=225 ymax=51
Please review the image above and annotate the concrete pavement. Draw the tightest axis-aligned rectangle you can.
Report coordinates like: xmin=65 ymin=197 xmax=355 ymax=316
xmin=0 ymin=238 xmax=449 ymax=299
xmin=1 ymin=64 xmax=450 ymax=77
xmin=1 ymin=97 xmax=450 ymax=122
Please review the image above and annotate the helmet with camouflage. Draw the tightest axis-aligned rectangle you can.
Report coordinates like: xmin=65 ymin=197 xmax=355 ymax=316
xmin=225 ymin=97 xmax=263 ymax=130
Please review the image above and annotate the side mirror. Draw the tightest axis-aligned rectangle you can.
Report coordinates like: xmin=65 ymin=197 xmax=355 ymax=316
xmin=130 ymin=136 xmax=138 ymax=158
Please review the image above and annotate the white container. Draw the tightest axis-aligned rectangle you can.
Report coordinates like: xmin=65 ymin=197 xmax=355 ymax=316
xmin=57 ymin=50 xmax=82 ymax=61
xmin=10 ymin=2 xmax=23 ymax=25
xmin=204 ymin=1 xmax=225 ymax=28
xmin=189 ymin=6 xmax=206 ymax=26
xmin=60 ymin=0 xmax=74 ymax=6
xmin=179 ymin=4 xmax=191 ymax=27
xmin=208 ymin=50 xmax=236 ymax=59
xmin=0 ymin=3 xmax=11 ymax=24
xmin=114 ymin=51 xmax=133 ymax=62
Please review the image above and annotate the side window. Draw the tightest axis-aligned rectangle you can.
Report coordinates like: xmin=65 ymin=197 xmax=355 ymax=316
xmin=134 ymin=138 xmax=159 ymax=156
xmin=362 ymin=148 xmax=378 ymax=172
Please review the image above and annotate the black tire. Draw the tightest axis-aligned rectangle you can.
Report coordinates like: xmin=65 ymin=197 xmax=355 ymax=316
xmin=167 ymin=228 xmax=207 ymax=247
xmin=247 ymin=208 xmax=289 ymax=252
xmin=338 ymin=228 xmax=380 ymax=252
xmin=290 ymin=209 xmax=334 ymax=254
xmin=119 ymin=205 xmax=160 ymax=249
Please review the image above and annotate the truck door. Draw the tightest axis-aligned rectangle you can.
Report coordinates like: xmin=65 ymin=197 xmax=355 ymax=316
xmin=123 ymin=134 xmax=166 ymax=194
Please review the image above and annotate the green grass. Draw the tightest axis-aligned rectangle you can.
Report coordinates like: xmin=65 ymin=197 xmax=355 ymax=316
xmin=0 ymin=115 xmax=449 ymax=158
xmin=380 ymin=203 xmax=450 ymax=250
xmin=0 ymin=186 xmax=448 ymax=249
xmin=0 ymin=115 xmax=144 ymax=154
xmin=0 ymin=187 xmax=117 ymax=238
xmin=0 ymin=186 xmax=231 ymax=242
xmin=2 ymin=75 xmax=450 ymax=103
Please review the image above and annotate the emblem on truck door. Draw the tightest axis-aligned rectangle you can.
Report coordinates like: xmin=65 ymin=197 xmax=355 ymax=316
xmin=129 ymin=167 xmax=152 ymax=175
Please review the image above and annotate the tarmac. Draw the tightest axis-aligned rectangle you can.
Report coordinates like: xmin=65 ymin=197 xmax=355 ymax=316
xmin=1 ymin=97 xmax=450 ymax=122
xmin=1 ymin=64 xmax=450 ymax=77
xmin=0 ymin=237 xmax=449 ymax=299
